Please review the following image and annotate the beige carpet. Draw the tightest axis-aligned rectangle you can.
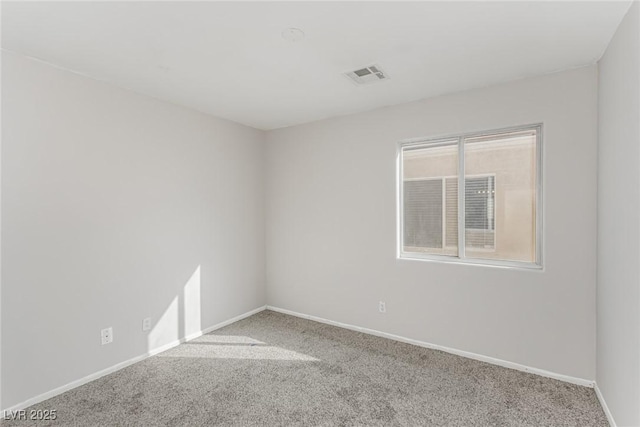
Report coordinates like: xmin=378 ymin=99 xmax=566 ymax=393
xmin=3 ymin=310 xmax=607 ymax=426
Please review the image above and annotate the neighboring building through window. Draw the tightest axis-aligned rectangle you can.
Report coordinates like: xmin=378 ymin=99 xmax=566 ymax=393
xmin=399 ymin=126 xmax=541 ymax=268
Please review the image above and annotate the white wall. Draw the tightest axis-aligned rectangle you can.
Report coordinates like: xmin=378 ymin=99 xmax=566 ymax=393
xmin=266 ymin=66 xmax=598 ymax=381
xmin=597 ymin=2 xmax=640 ymax=425
xmin=1 ymin=52 xmax=266 ymax=409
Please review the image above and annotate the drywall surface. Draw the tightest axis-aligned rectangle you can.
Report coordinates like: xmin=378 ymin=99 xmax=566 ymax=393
xmin=266 ymin=66 xmax=598 ymax=381
xmin=1 ymin=52 xmax=266 ymax=409
xmin=597 ymin=2 xmax=640 ymax=425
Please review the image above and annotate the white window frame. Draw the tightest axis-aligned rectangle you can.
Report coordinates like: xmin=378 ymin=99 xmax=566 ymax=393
xmin=397 ymin=124 xmax=543 ymax=270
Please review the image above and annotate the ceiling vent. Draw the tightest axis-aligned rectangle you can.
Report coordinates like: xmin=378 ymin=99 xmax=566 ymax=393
xmin=344 ymin=65 xmax=389 ymax=85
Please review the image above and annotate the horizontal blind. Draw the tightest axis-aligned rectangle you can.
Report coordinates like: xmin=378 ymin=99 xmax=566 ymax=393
xmin=445 ymin=177 xmax=458 ymax=248
xmin=465 ymin=176 xmax=495 ymax=249
xmin=403 ymin=179 xmax=443 ymax=249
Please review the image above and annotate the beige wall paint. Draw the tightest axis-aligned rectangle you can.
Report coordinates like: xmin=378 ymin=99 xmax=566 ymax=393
xmin=266 ymin=66 xmax=598 ymax=381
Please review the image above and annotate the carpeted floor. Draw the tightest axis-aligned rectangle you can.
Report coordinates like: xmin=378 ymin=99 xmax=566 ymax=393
xmin=3 ymin=310 xmax=607 ymax=426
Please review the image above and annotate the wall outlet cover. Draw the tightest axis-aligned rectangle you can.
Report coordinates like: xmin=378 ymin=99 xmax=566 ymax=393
xmin=101 ymin=327 xmax=113 ymax=345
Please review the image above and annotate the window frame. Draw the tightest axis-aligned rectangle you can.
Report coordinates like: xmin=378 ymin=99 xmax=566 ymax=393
xmin=397 ymin=123 xmax=543 ymax=270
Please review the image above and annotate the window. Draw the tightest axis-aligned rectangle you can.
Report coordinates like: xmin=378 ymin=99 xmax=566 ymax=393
xmin=398 ymin=125 xmax=542 ymax=268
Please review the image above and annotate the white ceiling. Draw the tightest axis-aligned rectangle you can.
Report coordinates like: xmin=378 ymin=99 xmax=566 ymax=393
xmin=2 ymin=1 xmax=632 ymax=130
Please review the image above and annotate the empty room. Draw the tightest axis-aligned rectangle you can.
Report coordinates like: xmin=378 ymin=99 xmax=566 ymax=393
xmin=1 ymin=1 xmax=639 ymax=426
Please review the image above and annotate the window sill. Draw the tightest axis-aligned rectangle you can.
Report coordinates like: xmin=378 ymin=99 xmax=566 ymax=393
xmin=398 ymin=253 xmax=543 ymax=271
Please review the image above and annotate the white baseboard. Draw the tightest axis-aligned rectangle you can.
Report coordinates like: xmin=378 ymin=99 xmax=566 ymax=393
xmin=594 ymin=383 xmax=617 ymax=427
xmin=266 ymin=305 xmax=595 ymax=388
xmin=4 ymin=304 xmax=599 ymax=417
xmin=2 ymin=305 xmax=267 ymax=415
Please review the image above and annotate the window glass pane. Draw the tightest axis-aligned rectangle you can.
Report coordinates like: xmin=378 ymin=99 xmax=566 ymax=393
xmin=464 ymin=130 xmax=537 ymax=262
xmin=402 ymin=141 xmax=458 ymax=256
xmin=445 ymin=177 xmax=458 ymax=249
xmin=465 ymin=176 xmax=495 ymax=249
xmin=404 ymin=179 xmax=443 ymax=248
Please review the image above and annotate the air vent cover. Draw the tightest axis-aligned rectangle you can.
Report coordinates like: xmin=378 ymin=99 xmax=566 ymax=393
xmin=345 ymin=64 xmax=389 ymax=85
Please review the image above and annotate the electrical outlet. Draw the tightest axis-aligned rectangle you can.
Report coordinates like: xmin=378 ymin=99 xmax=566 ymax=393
xmin=101 ymin=327 xmax=113 ymax=345
xmin=142 ymin=317 xmax=151 ymax=332
xmin=379 ymin=301 xmax=386 ymax=313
